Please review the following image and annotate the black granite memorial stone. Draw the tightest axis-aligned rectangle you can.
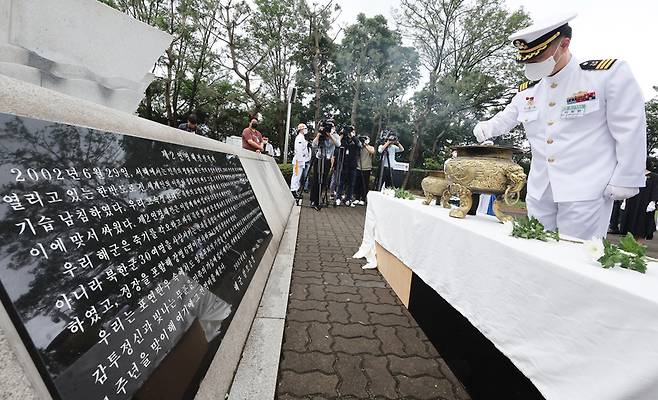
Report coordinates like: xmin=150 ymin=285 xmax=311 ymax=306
xmin=0 ymin=113 xmax=272 ymax=400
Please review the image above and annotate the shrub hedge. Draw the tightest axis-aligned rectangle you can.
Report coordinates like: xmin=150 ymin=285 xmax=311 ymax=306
xmin=277 ymin=163 xmax=436 ymax=191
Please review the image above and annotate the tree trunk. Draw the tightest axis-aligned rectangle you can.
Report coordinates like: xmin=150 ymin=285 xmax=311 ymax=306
xmin=165 ymin=49 xmax=174 ymax=126
xmin=143 ymin=87 xmax=153 ymax=120
xmin=402 ymin=120 xmax=423 ymax=189
xmin=188 ymin=8 xmax=217 ymax=113
xmin=431 ymin=135 xmax=441 ymax=154
xmin=370 ymin=112 xmax=379 ymax=140
xmin=312 ymin=28 xmax=322 ymax=132
xmin=350 ymin=76 xmax=361 ymax=127
xmin=376 ymin=114 xmax=383 ymax=137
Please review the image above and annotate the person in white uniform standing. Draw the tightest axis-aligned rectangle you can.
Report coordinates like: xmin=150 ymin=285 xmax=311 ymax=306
xmin=473 ymin=13 xmax=647 ymax=240
xmin=290 ymin=123 xmax=311 ymax=204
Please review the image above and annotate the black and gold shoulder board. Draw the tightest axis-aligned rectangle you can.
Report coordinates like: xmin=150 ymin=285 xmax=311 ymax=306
xmin=580 ymin=59 xmax=617 ymax=70
xmin=518 ymin=80 xmax=539 ymax=92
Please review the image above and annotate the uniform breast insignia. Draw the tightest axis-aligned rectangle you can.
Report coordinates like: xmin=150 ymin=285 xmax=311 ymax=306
xmin=562 ymin=90 xmax=599 ymax=119
xmin=524 ymin=96 xmax=537 ymax=111
xmin=580 ymin=59 xmax=617 ymax=70
xmin=566 ymin=91 xmax=596 ymax=104
xmin=518 ymin=80 xmax=539 ymax=91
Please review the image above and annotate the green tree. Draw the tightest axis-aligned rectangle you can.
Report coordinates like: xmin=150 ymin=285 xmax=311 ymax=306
xmin=212 ymin=0 xmax=267 ymax=114
xmin=397 ymin=0 xmax=530 ymax=187
xmin=250 ymin=0 xmax=305 ymax=147
xmin=646 ymin=86 xmax=658 ymax=156
xmin=338 ymin=14 xmax=396 ymax=127
xmin=296 ymin=0 xmax=341 ymax=132
xmin=364 ymin=45 xmax=419 ymax=140
xmin=101 ymin=0 xmax=227 ymax=128
xmin=337 ymin=14 xmax=419 ymax=140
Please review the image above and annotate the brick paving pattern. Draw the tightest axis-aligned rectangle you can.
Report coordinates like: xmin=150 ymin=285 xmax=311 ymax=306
xmin=276 ymin=205 xmax=470 ymax=400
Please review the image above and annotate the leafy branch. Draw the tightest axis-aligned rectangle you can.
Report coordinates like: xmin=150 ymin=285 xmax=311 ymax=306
xmin=394 ymin=187 xmax=416 ymax=200
xmin=587 ymin=234 xmax=648 ymax=274
xmin=506 ymin=217 xmax=651 ymax=274
xmin=508 ymin=216 xmax=560 ymax=242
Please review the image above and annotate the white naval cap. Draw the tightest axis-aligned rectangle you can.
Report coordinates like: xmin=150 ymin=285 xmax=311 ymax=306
xmin=509 ymin=13 xmax=577 ymax=62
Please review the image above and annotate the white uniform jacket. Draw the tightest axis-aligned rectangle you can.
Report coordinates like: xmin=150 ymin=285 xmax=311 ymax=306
xmin=484 ymin=56 xmax=647 ymax=202
xmin=293 ymin=134 xmax=310 ymax=164
xmin=290 ymin=134 xmax=310 ymax=192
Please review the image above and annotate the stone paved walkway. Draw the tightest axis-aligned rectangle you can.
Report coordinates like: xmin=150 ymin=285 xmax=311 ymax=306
xmin=276 ymin=204 xmax=470 ymax=400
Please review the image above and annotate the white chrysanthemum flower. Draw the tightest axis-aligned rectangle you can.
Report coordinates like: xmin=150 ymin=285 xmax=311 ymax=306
xmin=382 ymin=188 xmax=395 ymax=197
xmin=502 ymin=220 xmax=514 ymax=236
xmin=584 ymin=238 xmax=605 ymax=261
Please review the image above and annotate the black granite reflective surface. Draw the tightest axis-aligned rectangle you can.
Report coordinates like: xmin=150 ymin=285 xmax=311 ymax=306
xmin=0 ymin=113 xmax=272 ymax=400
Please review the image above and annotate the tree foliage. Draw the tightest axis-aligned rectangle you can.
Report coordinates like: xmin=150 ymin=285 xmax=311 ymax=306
xmin=100 ymin=0 xmax=531 ymax=170
xmin=646 ymin=86 xmax=658 ymax=156
xmin=396 ymin=0 xmax=529 ymax=186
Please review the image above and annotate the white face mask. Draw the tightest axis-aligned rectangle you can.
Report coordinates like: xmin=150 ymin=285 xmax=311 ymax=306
xmin=524 ymin=41 xmax=564 ymax=81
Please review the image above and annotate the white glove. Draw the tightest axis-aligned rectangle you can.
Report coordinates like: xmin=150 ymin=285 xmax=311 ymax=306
xmin=473 ymin=122 xmax=493 ymax=143
xmin=647 ymin=201 xmax=656 ymax=212
xmin=603 ymin=185 xmax=639 ymax=201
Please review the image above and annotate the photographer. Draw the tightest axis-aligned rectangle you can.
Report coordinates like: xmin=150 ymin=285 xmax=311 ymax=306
xmin=377 ymin=131 xmax=404 ymax=190
xmin=352 ymin=135 xmax=375 ymax=206
xmin=310 ymin=119 xmax=341 ymax=210
xmin=334 ymin=125 xmax=361 ymax=206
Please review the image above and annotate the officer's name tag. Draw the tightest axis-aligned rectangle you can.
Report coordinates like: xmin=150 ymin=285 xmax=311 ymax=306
xmin=561 ymin=104 xmax=586 ymax=119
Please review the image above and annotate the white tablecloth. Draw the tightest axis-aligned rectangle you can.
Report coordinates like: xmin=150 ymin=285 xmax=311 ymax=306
xmin=355 ymin=192 xmax=658 ymax=400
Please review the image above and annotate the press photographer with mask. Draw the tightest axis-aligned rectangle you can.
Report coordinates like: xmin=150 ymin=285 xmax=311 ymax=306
xmin=352 ymin=135 xmax=375 ymax=206
xmin=377 ymin=131 xmax=404 ymax=191
xmin=334 ymin=125 xmax=361 ymax=206
xmin=310 ymin=119 xmax=341 ymax=210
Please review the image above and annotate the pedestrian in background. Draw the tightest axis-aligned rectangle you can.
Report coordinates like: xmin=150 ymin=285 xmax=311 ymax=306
xmin=241 ymin=115 xmax=264 ymax=152
xmin=290 ymin=124 xmax=310 ymax=203
xmin=178 ymin=114 xmax=199 ymax=134
xmin=620 ymin=160 xmax=658 ymax=241
xmin=262 ymin=136 xmax=275 ymax=156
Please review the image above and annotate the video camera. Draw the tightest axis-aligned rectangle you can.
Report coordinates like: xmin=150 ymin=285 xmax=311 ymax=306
xmin=319 ymin=117 xmax=335 ymax=135
xmin=378 ymin=129 xmax=398 ymax=145
xmin=339 ymin=125 xmax=358 ymax=145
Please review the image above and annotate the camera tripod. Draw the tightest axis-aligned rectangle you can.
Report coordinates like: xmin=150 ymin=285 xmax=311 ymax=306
xmin=299 ymin=141 xmax=332 ymax=211
xmin=376 ymin=145 xmax=395 ymax=191
xmin=332 ymin=146 xmax=348 ymax=205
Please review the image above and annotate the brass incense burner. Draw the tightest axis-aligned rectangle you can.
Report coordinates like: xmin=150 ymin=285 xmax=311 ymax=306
xmin=443 ymin=145 xmax=526 ymax=222
xmin=421 ymin=171 xmax=451 ymax=207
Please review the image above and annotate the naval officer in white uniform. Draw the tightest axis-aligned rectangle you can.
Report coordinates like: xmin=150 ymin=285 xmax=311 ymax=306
xmin=473 ymin=13 xmax=647 ymax=240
